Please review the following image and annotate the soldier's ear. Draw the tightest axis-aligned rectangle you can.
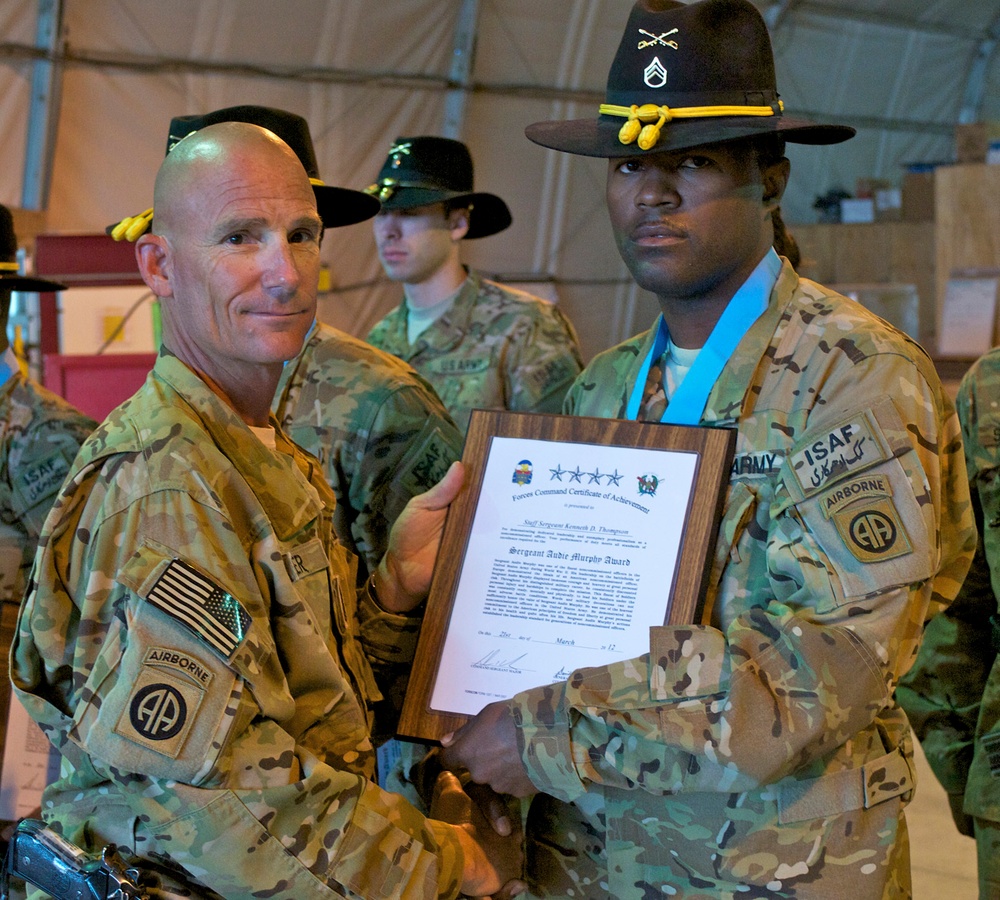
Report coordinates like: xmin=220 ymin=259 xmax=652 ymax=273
xmin=762 ymin=158 xmax=790 ymax=212
xmin=135 ymin=234 xmax=174 ymax=299
xmin=448 ymin=206 xmax=470 ymax=241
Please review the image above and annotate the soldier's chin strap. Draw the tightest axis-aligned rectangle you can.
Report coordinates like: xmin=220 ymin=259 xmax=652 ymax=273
xmin=1 ymin=818 xmax=150 ymax=900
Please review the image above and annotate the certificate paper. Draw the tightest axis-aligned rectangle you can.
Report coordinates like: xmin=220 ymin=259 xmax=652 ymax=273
xmin=400 ymin=411 xmax=735 ymax=741
xmin=432 ymin=436 xmax=696 ymax=714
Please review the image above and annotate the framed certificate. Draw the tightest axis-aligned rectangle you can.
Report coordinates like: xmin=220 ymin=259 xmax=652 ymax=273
xmin=398 ymin=410 xmax=735 ymax=742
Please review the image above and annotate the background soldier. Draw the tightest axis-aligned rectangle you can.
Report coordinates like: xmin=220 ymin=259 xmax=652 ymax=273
xmin=899 ymin=347 xmax=1000 ymax=899
xmin=0 ymin=203 xmax=95 ymax=603
xmin=365 ymin=136 xmax=584 ymax=433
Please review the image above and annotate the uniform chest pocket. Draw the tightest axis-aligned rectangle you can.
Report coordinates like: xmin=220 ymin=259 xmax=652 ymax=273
xmin=699 ymin=481 xmax=761 ymax=624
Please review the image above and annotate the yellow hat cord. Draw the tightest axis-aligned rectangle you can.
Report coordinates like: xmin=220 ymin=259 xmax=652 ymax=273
xmin=111 ymin=178 xmax=326 ymax=244
xmin=110 ymin=207 xmax=154 ymax=243
xmin=0 ymin=262 xmax=20 ymax=273
xmin=600 ymin=100 xmax=784 ymax=151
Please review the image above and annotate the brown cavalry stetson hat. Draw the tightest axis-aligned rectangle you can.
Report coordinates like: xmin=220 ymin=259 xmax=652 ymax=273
xmin=108 ymin=105 xmax=380 ymax=241
xmin=365 ymin=136 xmax=512 ymax=240
xmin=525 ymin=0 xmax=855 ymax=158
xmin=0 ymin=204 xmax=65 ymax=292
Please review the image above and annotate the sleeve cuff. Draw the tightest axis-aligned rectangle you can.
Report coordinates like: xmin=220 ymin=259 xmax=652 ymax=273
xmin=510 ymin=683 xmax=589 ymax=803
xmin=425 ymin=819 xmax=465 ymax=900
xmin=357 ymin=579 xmax=423 ymax=665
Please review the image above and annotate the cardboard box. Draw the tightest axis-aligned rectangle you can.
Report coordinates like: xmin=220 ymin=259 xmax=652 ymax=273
xmin=902 ymin=170 xmax=935 ymax=222
xmin=956 ymin=123 xmax=988 ymax=164
xmin=840 ymin=198 xmax=875 ymax=224
xmin=875 ymin=187 xmax=902 ymax=222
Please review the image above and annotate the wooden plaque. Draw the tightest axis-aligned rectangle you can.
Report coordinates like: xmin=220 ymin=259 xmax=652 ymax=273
xmin=398 ymin=410 xmax=735 ymax=742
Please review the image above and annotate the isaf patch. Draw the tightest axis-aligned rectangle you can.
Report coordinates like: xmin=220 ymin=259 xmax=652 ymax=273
xmin=13 ymin=449 xmax=70 ymax=511
xmin=401 ymin=425 xmax=462 ymax=495
xmin=790 ymin=413 xmax=887 ymax=497
xmin=114 ymin=647 xmax=212 ymax=758
xmin=820 ymin=474 xmax=912 ymax=563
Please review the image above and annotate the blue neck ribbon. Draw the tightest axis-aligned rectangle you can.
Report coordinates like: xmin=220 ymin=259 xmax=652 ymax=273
xmin=625 ymin=249 xmax=781 ymax=425
xmin=0 ymin=347 xmax=19 ymax=387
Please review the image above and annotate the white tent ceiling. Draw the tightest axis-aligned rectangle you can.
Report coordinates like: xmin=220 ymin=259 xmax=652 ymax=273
xmin=2 ymin=0 xmax=998 ymax=360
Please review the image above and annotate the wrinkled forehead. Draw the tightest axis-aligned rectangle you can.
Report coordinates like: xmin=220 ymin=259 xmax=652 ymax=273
xmin=161 ymin=141 xmax=319 ymax=233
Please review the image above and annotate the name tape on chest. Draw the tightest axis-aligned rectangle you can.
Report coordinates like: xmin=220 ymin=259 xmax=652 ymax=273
xmin=731 ymin=450 xmax=783 ymax=478
xmin=521 ymin=355 xmax=578 ymax=395
xmin=429 ymin=357 xmax=490 ymax=375
xmin=283 ymin=538 xmax=328 ymax=582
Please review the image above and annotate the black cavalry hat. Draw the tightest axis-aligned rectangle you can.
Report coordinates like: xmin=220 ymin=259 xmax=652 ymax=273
xmin=365 ymin=136 xmax=512 ymax=239
xmin=108 ymin=105 xmax=380 ymax=241
xmin=0 ymin=204 xmax=65 ymax=292
xmin=525 ymin=0 xmax=855 ymax=158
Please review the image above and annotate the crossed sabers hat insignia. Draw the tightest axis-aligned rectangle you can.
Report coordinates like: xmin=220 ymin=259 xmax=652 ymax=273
xmin=638 ymin=28 xmax=678 ymax=49
xmin=389 ymin=141 xmax=412 ymax=167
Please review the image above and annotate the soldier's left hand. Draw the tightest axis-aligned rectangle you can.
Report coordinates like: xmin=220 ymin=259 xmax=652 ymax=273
xmin=375 ymin=461 xmax=465 ymax=612
xmin=440 ymin=700 xmax=536 ymax=797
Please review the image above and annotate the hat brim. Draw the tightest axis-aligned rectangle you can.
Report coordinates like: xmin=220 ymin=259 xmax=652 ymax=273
xmin=525 ymin=115 xmax=855 ymax=158
xmin=106 ymin=182 xmax=379 ymax=240
xmin=314 ymin=185 xmax=381 ymax=228
xmin=0 ymin=273 xmax=66 ymax=292
xmin=375 ymin=189 xmax=512 ymax=239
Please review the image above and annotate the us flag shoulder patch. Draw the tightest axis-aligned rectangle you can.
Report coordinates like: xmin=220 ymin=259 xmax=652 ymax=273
xmin=146 ymin=559 xmax=251 ymax=660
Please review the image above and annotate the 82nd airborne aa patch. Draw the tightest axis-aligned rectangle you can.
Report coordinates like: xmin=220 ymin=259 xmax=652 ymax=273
xmin=820 ymin=473 xmax=912 ymax=563
xmin=114 ymin=648 xmax=212 ymax=758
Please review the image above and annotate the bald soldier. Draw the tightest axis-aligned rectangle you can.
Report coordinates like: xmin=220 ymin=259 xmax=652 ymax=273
xmin=12 ymin=121 xmax=520 ymax=899
xmin=107 ymin=104 xmax=465 ymax=593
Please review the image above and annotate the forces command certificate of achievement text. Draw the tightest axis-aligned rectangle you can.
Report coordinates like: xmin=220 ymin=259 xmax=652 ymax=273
xmin=430 ymin=435 xmax=698 ymax=715
xmin=400 ymin=411 xmax=734 ymax=741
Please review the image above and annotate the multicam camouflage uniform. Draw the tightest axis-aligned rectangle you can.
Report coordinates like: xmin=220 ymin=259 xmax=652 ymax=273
xmin=898 ymin=346 xmax=1000 ymax=897
xmin=272 ymin=321 xmax=463 ymax=586
xmin=0 ymin=352 xmax=95 ymax=603
xmin=11 ymin=353 xmax=464 ymax=900
xmin=366 ymin=271 xmax=584 ymax=434
xmin=508 ymin=261 xmax=974 ymax=899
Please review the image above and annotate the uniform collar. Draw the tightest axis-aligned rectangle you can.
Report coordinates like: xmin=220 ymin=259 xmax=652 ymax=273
xmin=153 ymin=352 xmax=329 ymax=540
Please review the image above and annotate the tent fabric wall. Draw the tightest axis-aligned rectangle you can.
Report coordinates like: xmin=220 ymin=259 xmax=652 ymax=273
xmin=2 ymin=0 xmax=1000 ymax=362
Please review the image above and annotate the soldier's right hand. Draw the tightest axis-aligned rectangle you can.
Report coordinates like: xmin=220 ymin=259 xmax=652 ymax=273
xmin=431 ymin=769 xmax=525 ymax=898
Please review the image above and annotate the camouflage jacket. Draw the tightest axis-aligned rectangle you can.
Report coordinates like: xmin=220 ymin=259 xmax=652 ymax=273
xmin=11 ymin=353 xmax=463 ymax=900
xmin=511 ymin=262 xmax=974 ymax=898
xmin=366 ymin=271 xmax=583 ymax=434
xmin=272 ymin=321 xmax=463 ymax=585
xmin=898 ymin=347 xmax=1000 ymax=824
xmin=0 ymin=358 xmax=94 ymax=603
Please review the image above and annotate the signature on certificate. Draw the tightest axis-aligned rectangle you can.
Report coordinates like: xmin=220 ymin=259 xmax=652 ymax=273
xmin=471 ymin=649 xmax=531 ymax=674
